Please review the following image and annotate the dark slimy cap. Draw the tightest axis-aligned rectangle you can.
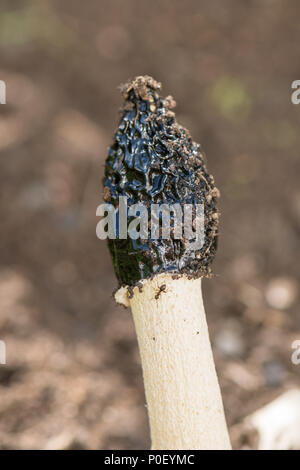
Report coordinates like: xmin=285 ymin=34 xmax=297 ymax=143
xmin=104 ymin=76 xmax=220 ymax=286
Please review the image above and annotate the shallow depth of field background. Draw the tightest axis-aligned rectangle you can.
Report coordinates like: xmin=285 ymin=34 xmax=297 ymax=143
xmin=0 ymin=0 xmax=299 ymax=449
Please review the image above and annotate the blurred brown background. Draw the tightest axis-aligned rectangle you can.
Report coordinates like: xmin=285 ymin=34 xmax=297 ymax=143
xmin=0 ymin=0 xmax=299 ymax=449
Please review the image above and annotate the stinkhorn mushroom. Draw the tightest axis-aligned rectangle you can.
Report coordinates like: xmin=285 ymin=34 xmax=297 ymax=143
xmin=102 ymin=76 xmax=231 ymax=450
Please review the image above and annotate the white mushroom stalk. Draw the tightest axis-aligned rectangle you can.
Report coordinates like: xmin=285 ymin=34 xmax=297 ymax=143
xmin=116 ymin=274 xmax=231 ymax=450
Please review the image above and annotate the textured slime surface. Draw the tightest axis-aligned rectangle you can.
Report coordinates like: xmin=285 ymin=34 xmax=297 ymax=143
xmin=104 ymin=76 xmax=220 ymax=286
